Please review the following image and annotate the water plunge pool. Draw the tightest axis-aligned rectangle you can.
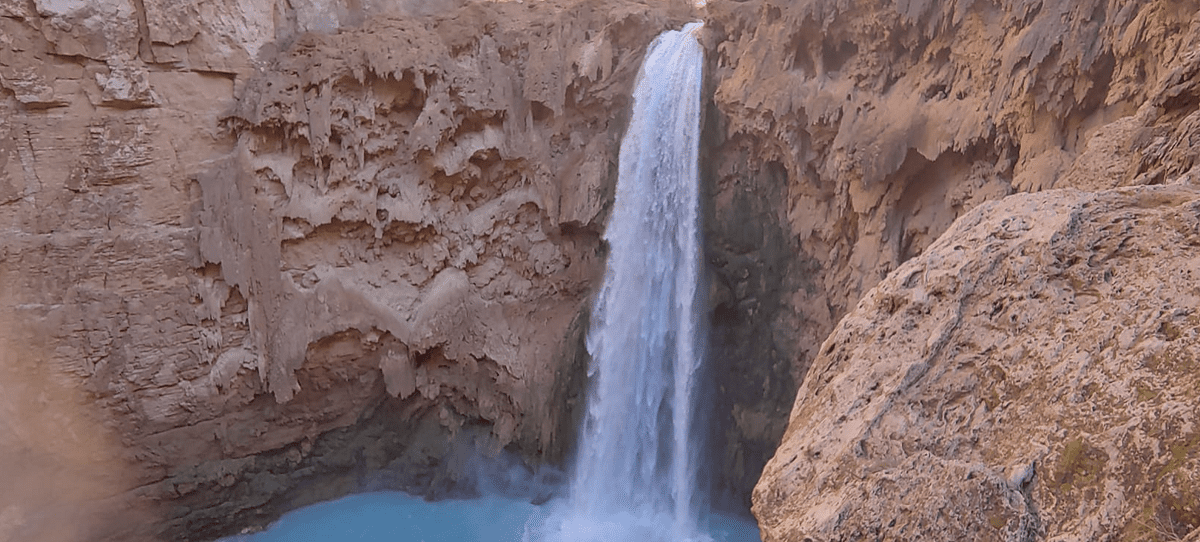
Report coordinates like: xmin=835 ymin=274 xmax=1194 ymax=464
xmin=225 ymin=20 xmax=753 ymax=542
xmin=221 ymin=491 xmax=761 ymax=542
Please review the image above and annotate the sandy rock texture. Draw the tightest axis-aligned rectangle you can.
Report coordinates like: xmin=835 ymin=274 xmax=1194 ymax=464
xmin=754 ymin=182 xmax=1200 ymax=542
xmin=1 ymin=1 xmax=690 ymax=540
xmin=702 ymin=0 xmax=1200 ymax=503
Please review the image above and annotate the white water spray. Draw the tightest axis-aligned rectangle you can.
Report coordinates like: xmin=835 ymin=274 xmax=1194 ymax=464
xmin=533 ymin=21 xmax=709 ymax=542
xmin=222 ymin=20 xmax=760 ymax=542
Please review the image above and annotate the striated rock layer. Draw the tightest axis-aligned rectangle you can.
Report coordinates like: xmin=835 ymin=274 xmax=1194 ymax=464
xmin=702 ymin=0 xmax=1200 ymax=505
xmin=1 ymin=1 xmax=691 ymax=540
xmin=754 ymin=183 xmax=1200 ymax=542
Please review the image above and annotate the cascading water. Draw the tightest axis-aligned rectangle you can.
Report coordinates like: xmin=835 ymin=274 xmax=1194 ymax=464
xmin=535 ymin=21 xmax=711 ymax=542
xmin=225 ymin=21 xmax=758 ymax=542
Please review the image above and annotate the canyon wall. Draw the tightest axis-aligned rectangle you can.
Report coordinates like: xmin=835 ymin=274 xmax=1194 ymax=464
xmin=0 ymin=1 xmax=690 ymax=540
xmin=755 ymin=182 xmax=1200 ymax=542
xmin=702 ymin=0 xmax=1200 ymax=509
xmin=7 ymin=0 xmax=1196 ymax=538
xmin=702 ymin=0 xmax=1200 ymax=539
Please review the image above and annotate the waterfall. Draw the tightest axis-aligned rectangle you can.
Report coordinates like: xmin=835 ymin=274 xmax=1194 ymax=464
xmin=534 ymin=21 xmax=709 ymax=542
xmin=224 ymin=20 xmax=761 ymax=542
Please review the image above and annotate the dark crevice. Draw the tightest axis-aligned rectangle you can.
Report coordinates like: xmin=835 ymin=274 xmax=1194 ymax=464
xmin=821 ymin=40 xmax=858 ymax=75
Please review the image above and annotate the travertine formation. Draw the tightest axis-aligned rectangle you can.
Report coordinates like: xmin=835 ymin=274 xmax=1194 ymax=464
xmin=1 ymin=1 xmax=688 ymax=540
xmin=5 ymin=0 xmax=1200 ymax=539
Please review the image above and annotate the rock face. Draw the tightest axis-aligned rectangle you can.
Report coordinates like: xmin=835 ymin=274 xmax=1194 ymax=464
xmin=754 ymin=183 xmax=1200 ymax=542
xmin=0 ymin=1 xmax=690 ymax=540
xmin=724 ymin=1 xmax=1200 ymax=536
xmin=7 ymin=0 xmax=1199 ymax=538
xmin=702 ymin=0 xmax=1200 ymax=506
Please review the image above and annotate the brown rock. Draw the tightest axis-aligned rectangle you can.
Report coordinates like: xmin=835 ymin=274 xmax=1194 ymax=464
xmin=754 ymin=183 xmax=1200 ymax=542
xmin=0 ymin=0 xmax=693 ymax=540
xmin=701 ymin=0 xmax=1200 ymax=507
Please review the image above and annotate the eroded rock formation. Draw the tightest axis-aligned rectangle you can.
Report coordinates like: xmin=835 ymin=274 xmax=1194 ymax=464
xmin=754 ymin=183 xmax=1200 ymax=542
xmin=713 ymin=0 xmax=1200 ymax=538
xmin=1 ymin=1 xmax=690 ymax=540
xmin=702 ymin=0 xmax=1200 ymax=507
xmin=7 ymin=0 xmax=1200 ymax=538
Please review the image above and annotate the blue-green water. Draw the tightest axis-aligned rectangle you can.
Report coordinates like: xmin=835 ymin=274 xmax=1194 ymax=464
xmin=221 ymin=492 xmax=760 ymax=542
xmin=224 ymin=21 xmax=759 ymax=542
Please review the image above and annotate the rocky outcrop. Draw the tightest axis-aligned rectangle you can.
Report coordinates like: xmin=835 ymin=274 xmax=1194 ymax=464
xmin=719 ymin=1 xmax=1200 ymax=535
xmin=702 ymin=0 xmax=1200 ymax=506
xmin=754 ymin=182 xmax=1200 ymax=542
xmin=1 ymin=1 xmax=690 ymax=540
